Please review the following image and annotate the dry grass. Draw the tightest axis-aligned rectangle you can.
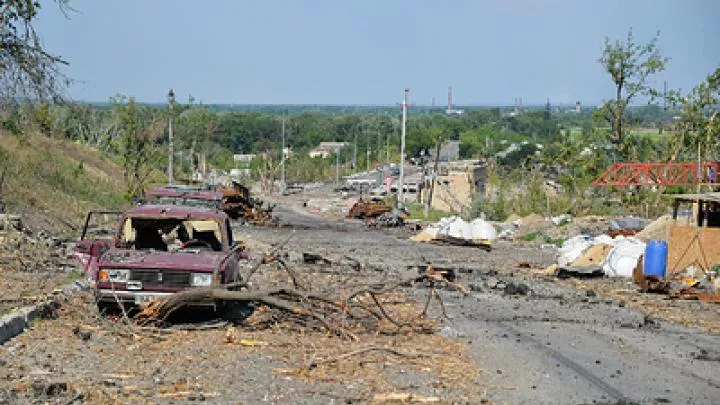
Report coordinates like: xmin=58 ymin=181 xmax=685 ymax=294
xmin=0 ymin=131 xmax=128 ymax=232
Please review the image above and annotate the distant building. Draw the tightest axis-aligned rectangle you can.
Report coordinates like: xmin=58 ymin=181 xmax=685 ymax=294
xmin=233 ymin=154 xmax=257 ymax=162
xmin=309 ymin=142 xmax=346 ymax=158
xmin=433 ymin=140 xmax=460 ymax=162
xmin=423 ymin=160 xmax=487 ymax=213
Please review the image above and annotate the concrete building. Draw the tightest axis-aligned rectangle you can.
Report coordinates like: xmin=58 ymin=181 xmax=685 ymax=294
xmin=434 ymin=140 xmax=460 ymax=162
xmin=424 ymin=160 xmax=487 ymax=214
xmin=308 ymin=142 xmax=347 ymax=158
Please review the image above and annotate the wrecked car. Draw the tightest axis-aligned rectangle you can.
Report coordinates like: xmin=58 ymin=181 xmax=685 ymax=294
xmin=75 ymin=205 xmax=247 ymax=310
xmin=143 ymin=186 xmax=224 ymax=211
xmin=347 ymin=197 xmax=392 ymax=219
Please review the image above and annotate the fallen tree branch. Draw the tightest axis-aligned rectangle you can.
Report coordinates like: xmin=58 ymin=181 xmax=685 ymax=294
xmin=308 ymin=345 xmax=427 ymax=368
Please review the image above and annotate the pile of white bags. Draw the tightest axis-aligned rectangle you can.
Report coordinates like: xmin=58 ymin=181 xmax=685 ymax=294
xmin=412 ymin=216 xmax=497 ymax=245
xmin=557 ymin=234 xmax=646 ymax=277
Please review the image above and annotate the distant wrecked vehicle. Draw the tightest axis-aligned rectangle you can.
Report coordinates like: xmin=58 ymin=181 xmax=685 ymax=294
xmin=143 ymin=186 xmax=224 ymax=211
xmin=74 ymin=205 xmax=247 ymax=311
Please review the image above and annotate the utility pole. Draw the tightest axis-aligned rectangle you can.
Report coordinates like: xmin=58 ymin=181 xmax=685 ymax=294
xmin=424 ymin=138 xmax=442 ymax=218
xmin=167 ymin=89 xmax=175 ymax=185
xmin=398 ymin=88 xmax=410 ymax=208
xmin=377 ymin=130 xmax=381 ymax=164
xmin=280 ymin=110 xmax=286 ymax=194
xmin=335 ymin=147 xmax=340 ymax=185
xmin=352 ymin=124 xmax=358 ymax=171
xmin=366 ymin=126 xmax=371 ymax=172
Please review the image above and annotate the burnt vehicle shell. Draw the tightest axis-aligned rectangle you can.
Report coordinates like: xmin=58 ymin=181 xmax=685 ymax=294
xmin=144 ymin=187 xmax=224 ymax=210
xmin=76 ymin=205 xmax=246 ymax=308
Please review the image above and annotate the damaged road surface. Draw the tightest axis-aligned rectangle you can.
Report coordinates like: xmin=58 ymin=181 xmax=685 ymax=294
xmin=1 ymin=200 xmax=719 ymax=404
xmin=239 ymin=202 xmax=720 ymax=404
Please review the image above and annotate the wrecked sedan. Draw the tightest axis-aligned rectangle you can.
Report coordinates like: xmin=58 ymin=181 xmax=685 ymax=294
xmin=143 ymin=186 xmax=224 ymax=211
xmin=75 ymin=205 xmax=246 ymax=309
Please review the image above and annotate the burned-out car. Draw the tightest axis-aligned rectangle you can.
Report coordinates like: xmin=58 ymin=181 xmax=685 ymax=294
xmin=143 ymin=186 xmax=224 ymax=211
xmin=75 ymin=205 xmax=246 ymax=309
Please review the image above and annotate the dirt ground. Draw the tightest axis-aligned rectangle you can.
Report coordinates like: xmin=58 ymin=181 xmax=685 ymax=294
xmin=1 ymin=187 xmax=720 ymax=404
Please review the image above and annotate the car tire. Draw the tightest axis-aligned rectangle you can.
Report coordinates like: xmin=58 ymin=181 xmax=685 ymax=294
xmin=220 ymin=300 xmax=256 ymax=324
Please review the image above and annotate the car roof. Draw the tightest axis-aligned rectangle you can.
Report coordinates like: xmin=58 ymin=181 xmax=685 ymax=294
xmin=125 ymin=204 xmax=228 ymax=220
xmin=146 ymin=187 xmax=223 ymax=200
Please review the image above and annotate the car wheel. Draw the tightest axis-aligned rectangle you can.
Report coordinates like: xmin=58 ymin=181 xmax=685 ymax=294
xmin=220 ymin=300 xmax=256 ymax=323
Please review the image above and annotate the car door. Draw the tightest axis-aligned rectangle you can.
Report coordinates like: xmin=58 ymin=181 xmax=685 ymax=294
xmin=74 ymin=211 xmax=122 ymax=280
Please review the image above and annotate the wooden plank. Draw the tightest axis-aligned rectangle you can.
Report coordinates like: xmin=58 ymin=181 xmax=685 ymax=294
xmin=667 ymin=224 xmax=720 ymax=275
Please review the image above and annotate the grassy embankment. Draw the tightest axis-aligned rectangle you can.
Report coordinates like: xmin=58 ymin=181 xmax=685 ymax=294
xmin=0 ymin=131 xmax=129 ymax=233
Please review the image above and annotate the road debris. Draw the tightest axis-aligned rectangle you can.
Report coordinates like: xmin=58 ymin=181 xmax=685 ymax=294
xmin=556 ymin=234 xmax=645 ymax=278
xmin=217 ymin=181 xmax=279 ymax=225
xmin=555 ymin=265 xmax=605 ymax=279
xmin=608 ymin=217 xmax=650 ymax=237
xmin=411 ymin=216 xmax=495 ymax=249
xmin=347 ymin=197 xmax=392 ymax=219
xmin=366 ymin=209 xmax=408 ymax=228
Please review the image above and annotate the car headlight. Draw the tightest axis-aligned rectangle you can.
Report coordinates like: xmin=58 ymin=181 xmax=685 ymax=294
xmin=190 ymin=273 xmax=213 ymax=286
xmin=99 ymin=268 xmax=130 ymax=282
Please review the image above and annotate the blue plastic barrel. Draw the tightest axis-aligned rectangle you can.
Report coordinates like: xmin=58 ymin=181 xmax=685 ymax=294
xmin=644 ymin=240 xmax=668 ymax=277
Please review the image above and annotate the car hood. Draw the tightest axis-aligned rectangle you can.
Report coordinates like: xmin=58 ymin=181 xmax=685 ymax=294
xmin=99 ymin=249 xmax=225 ymax=272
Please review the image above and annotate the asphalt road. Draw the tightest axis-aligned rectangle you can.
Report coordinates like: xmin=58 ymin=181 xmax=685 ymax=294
xmin=242 ymin=201 xmax=720 ymax=405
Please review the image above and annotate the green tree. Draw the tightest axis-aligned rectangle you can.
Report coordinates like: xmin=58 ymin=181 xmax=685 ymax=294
xmin=670 ymin=68 xmax=720 ymax=163
xmin=597 ymin=29 xmax=668 ymax=147
xmin=113 ymin=96 xmax=163 ymax=200
xmin=177 ymin=105 xmax=217 ymax=175
xmin=0 ymin=0 xmax=70 ymax=102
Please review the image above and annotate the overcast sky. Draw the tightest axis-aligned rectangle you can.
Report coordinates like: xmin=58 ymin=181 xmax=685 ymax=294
xmin=38 ymin=0 xmax=719 ymax=106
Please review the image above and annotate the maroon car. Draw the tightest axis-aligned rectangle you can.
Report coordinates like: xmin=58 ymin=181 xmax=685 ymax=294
xmin=75 ymin=205 xmax=246 ymax=310
xmin=144 ymin=187 xmax=224 ymax=211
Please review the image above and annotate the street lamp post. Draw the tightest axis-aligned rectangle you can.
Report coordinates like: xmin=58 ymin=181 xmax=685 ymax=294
xmin=280 ymin=110 xmax=287 ymax=194
xmin=167 ymin=89 xmax=176 ymax=185
xmin=398 ymin=88 xmax=409 ymax=208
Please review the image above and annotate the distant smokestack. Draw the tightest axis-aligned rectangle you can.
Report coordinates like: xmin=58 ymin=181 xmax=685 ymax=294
xmin=448 ymin=86 xmax=453 ymax=111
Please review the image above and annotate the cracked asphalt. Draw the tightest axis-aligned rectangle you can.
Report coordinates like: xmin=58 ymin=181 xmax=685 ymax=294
xmin=243 ymin=201 xmax=720 ymax=404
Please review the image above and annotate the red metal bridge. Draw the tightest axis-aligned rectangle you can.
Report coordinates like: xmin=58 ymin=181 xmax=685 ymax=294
xmin=593 ymin=162 xmax=720 ymax=186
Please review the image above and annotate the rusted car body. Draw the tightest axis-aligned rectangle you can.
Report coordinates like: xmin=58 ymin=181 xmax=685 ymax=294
xmin=347 ymin=198 xmax=392 ymax=219
xmin=75 ymin=205 xmax=246 ymax=308
xmin=215 ymin=182 xmax=252 ymax=219
xmin=144 ymin=187 xmax=224 ymax=211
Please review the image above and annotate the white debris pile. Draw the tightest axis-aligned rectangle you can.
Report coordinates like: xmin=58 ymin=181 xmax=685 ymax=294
xmin=557 ymin=234 xmax=646 ymax=278
xmin=411 ymin=216 xmax=497 ymax=246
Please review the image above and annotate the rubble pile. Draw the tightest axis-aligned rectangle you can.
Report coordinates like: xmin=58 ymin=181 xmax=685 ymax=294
xmin=366 ymin=210 xmax=407 ymax=228
xmin=218 ymin=182 xmax=279 ymax=226
xmin=608 ymin=217 xmax=650 ymax=237
xmin=636 ymin=215 xmax=673 ymax=241
xmin=0 ymin=213 xmax=78 ymax=304
xmin=500 ymin=213 xmax=610 ymax=240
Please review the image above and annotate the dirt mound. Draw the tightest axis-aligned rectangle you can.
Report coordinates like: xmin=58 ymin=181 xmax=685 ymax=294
xmin=636 ymin=215 xmax=673 ymax=242
xmin=506 ymin=213 xmax=522 ymax=223
xmin=515 ymin=213 xmax=549 ymax=237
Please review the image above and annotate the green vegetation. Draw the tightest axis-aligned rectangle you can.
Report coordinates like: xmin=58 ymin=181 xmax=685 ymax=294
xmin=0 ymin=130 xmax=129 ymax=230
xmin=597 ymin=29 xmax=668 ymax=146
xmin=405 ymin=203 xmax=451 ymax=223
xmin=0 ymin=5 xmax=716 ymax=226
xmin=61 ymin=270 xmax=85 ymax=285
